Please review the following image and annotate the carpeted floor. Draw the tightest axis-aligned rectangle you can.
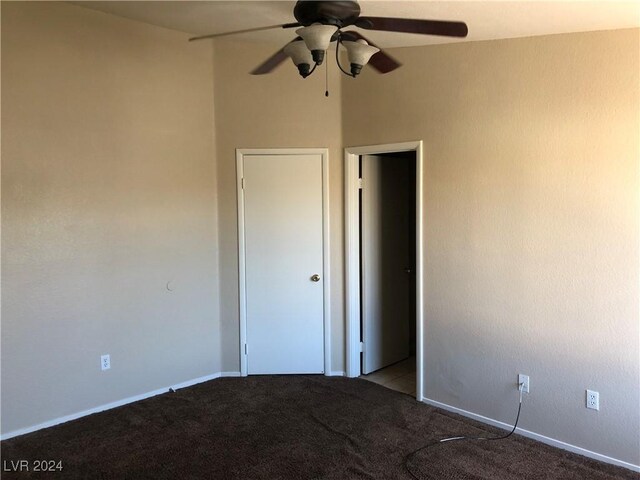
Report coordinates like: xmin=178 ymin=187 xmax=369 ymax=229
xmin=1 ymin=376 xmax=637 ymax=479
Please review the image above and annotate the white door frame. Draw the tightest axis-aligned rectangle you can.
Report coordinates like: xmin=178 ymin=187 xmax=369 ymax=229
xmin=344 ymin=141 xmax=424 ymax=401
xmin=236 ymin=148 xmax=331 ymax=377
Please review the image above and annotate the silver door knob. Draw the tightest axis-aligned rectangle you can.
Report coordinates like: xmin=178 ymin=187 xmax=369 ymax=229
xmin=310 ymin=274 xmax=321 ymax=282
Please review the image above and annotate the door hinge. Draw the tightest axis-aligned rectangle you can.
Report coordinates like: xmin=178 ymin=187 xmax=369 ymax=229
xmin=244 ymin=343 xmax=247 ymax=355
xmin=359 ymin=341 xmax=364 ymax=353
xmin=241 ymin=178 xmax=245 ymax=189
xmin=358 ymin=178 xmax=363 ymax=189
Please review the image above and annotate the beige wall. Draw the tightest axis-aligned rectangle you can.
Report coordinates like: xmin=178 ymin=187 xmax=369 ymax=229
xmin=343 ymin=29 xmax=639 ymax=465
xmin=1 ymin=2 xmax=220 ymax=434
xmin=212 ymin=39 xmax=344 ymax=373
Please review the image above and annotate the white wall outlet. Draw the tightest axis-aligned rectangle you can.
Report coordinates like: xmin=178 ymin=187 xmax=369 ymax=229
xmin=101 ymin=354 xmax=111 ymax=371
xmin=586 ymin=389 xmax=599 ymax=410
xmin=518 ymin=374 xmax=530 ymax=393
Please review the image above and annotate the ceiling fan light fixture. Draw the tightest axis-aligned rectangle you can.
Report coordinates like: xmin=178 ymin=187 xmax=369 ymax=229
xmin=194 ymin=0 xmax=469 ymax=79
xmin=296 ymin=23 xmax=338 ymax=65
xmin=342 ymin=39 xmax=380 ymax=76
xmin=283 ymin=40 xmax=314 ymax=77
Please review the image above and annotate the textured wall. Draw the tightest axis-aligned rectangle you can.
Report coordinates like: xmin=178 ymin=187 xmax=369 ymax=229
xmin=342 ymin=29 xmax=639 ymax=465
xmin=212 ymin=39 xmax=344 ymax=374
xmin=1 ymin=2 xmax=219 ymax=434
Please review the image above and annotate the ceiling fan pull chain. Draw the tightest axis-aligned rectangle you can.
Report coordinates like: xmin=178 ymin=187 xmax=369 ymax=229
xmin=325 ymin=57 xmax=329 ymax=97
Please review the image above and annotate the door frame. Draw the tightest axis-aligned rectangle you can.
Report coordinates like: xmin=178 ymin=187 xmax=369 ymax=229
xmin=236 ymin=148 xmax=331 ymax=377
xmin=344 ymin=141 xmax=424 ymax=401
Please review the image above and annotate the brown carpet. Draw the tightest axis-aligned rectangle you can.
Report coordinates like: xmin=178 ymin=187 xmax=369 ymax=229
xmin=1 ymin=376 xmax=637 ymax=479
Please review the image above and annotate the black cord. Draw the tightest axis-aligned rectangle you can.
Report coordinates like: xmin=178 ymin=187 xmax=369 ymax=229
xmin=307 ymin=62 xmax=318 ymax=77
xmin=404 ymin=386 xmax=524 ymax=480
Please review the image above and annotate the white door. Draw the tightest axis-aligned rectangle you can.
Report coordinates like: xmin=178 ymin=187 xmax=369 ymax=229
xmin=241 ymin=153 xmax=325 ymax=374
xmin=361 ymin=154 xmax=412 ymax=374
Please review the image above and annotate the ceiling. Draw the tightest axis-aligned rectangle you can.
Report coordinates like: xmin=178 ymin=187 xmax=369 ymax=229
xmin=72 ymin=1 xmax=640 ymax=48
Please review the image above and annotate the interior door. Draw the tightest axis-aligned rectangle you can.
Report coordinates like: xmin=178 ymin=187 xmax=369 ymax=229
xmin=242 ymin=153 xmax=324 ymax=374
xmin=361 ymin=154 xmax=412 ymax=374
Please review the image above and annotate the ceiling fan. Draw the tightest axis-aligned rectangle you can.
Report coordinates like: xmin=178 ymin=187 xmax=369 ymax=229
xmin=189 ymin=1 xmax=468 ymax=78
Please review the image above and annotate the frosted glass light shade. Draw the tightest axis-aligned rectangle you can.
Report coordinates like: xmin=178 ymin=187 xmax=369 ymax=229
xmin=296 ymin=23 xmax=338 ymax=51
xmin=343 ymin=39 xmax=379 ymax=67
xmin=284 ymin=40 xmax=313 ymax=66
xmin=296 ymin=23 xmax=338 ymax=64
xmin=284 ymin=39 xmax=314 ymax=77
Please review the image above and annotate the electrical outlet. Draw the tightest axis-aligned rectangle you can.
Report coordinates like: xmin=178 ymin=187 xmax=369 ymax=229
xmin=518 ymin=374 xmax=530 ymax=393
xmin=586 ymin=390 xmax=599 ymax=410
xmin=101 ymin=354 xmax=110 ymax=371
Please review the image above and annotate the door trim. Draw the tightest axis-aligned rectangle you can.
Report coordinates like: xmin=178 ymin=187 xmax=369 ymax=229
xmin=236 ymin=148 xmax=331 ymax=377
xmin=344 ymin=141 xmax=424 ymax=401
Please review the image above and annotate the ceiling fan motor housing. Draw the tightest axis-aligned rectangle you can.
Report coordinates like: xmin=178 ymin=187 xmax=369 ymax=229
xmin=293 ymin=0 xmax=361 ymax=28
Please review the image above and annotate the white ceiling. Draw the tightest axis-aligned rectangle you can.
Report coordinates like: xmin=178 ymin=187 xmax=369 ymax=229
xmin=72 ymin=1 xmax=640 ymax=48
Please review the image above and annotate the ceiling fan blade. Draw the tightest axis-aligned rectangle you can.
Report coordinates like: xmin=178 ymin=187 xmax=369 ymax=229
xmin=250 ymin=39 xmax=298 ymax=75
xmin=355 ymin=16 xmax=468 ymax=38
xmin=189 ymin=23 xmax=302 ymax=42
xmin=341 ymin=31 xmax=401 ymax=74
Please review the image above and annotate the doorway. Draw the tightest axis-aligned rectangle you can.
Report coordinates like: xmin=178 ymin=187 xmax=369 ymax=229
xmin=361 ymin=152 xmax=417 ymax=395
xmin=344 ymin=142 xmax=424 ymax=401
xmin=236 ymin=148 xmax=331 ymax=376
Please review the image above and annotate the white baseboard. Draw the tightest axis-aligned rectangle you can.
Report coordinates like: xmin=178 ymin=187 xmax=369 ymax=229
xmin=0 ymin=372 xmax=223 ymax=441
xmin=421 ymin=396 xmax=639 ymax=473
xmin=327 ymin=370 xmax=345 ymax=376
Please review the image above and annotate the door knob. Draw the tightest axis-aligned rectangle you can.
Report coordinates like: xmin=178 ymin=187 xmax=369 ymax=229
xmin=310 ymin=274 xmax=321 ymax=282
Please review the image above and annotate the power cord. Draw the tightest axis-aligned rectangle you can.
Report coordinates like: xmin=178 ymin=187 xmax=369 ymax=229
xmin=404 ymin=383 xmax=526 ymax=480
